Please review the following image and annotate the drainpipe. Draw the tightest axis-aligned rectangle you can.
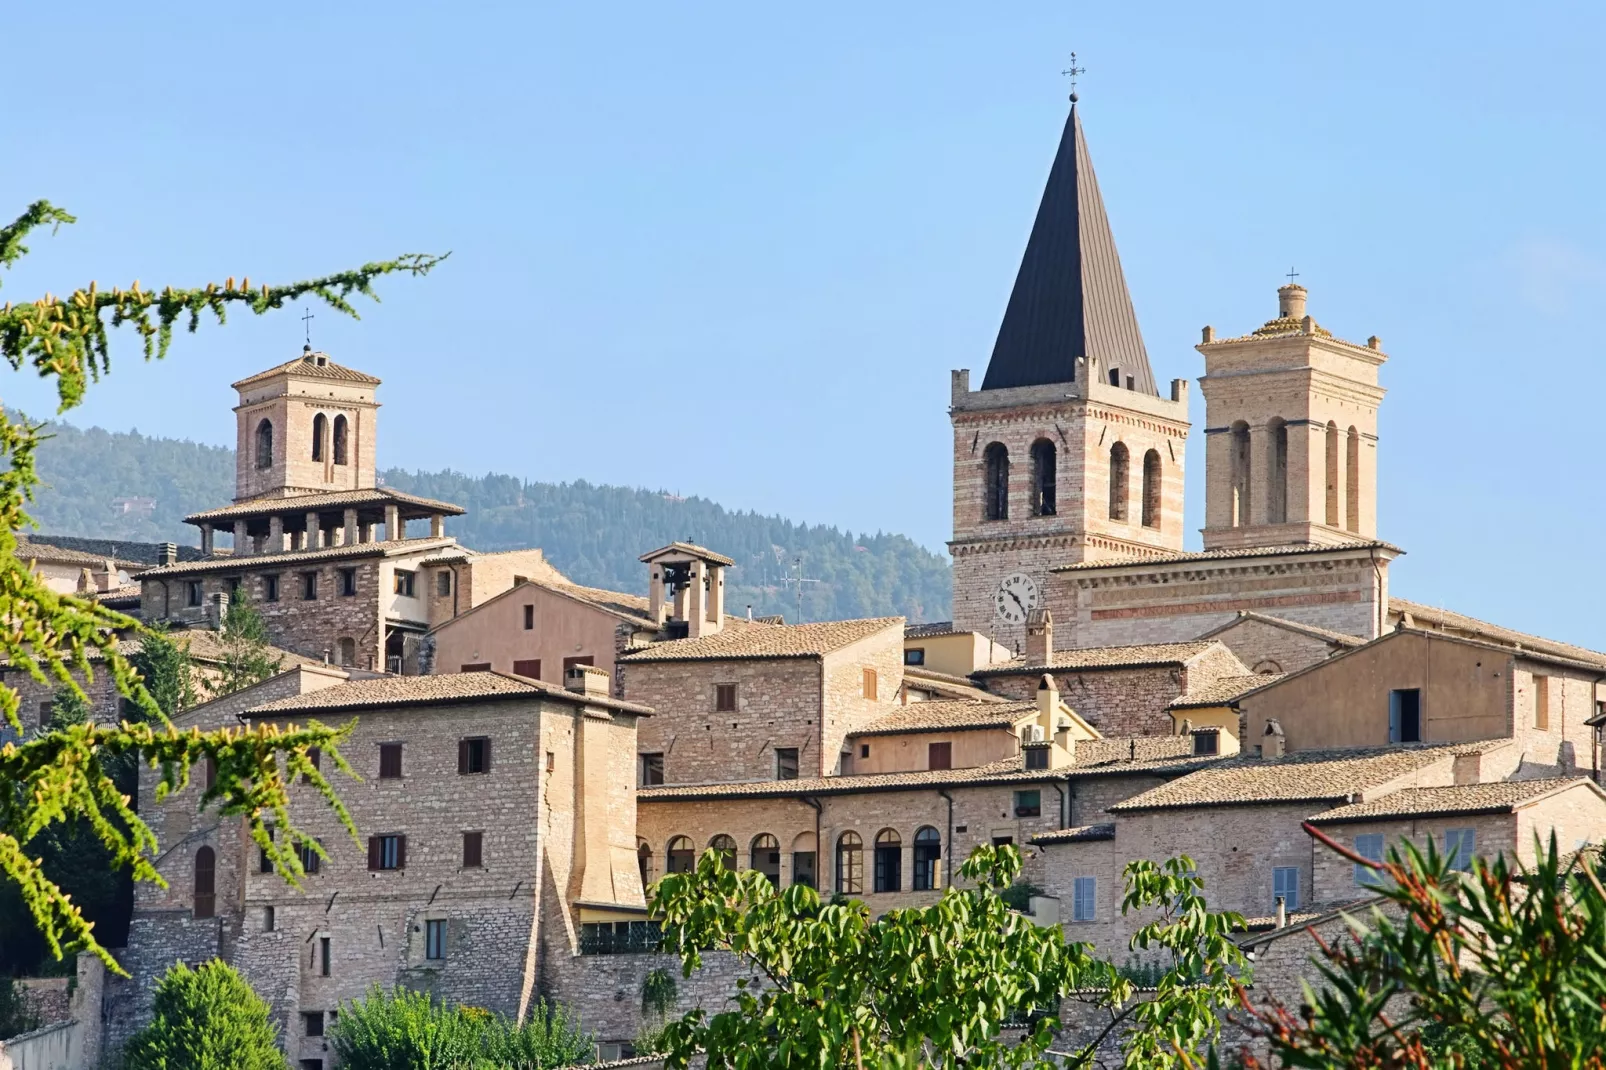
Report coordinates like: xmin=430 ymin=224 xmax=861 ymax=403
xmin=803 ymin=796 xmax=822 ymax=891
xmin=1049 ymin=780 xmax=1066 ymax=830
xmin=937 ymin=789 xmax=954 ymax=889
xmin=449 ymin=563 xmax=462 ymax=619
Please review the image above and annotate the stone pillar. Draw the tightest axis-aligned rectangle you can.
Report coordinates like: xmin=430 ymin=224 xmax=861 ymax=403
xmin=687 ymin=559 xmax=708 ymax=638
xmin=200 ymin=524 xmax=213 ymax=555
xmin=384 ymin=504 xmax=402 ymax=542
xmin=343 ymin=508 xmax=359 ymax=547
xmin=233 ymin=520 xmax=250 ymax=556
xmin=268 ymin=515 xmax=285 ymax=552
xmin=430 ymin=514 xmax=445 ymax=538
xmin=305 ymin=512 xmax=321 ymax=550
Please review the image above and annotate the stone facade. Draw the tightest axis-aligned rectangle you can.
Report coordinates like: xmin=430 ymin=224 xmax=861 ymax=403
xmin=232 ymin=350 xmax=380 ymax=501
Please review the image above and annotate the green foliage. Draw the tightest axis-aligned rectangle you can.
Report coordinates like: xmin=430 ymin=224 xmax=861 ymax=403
xmin=1242 ymin=826 xmax=1606 ymax=1069
xmin=649 ymin=843 xmax=1246 ymax=1069
xmin=127 ymin=628 xmax=196 ymax=720
xmin=216 ymin=595 xmax=282 ymax=695
xmin=120 ymin=960 xmax=284 ymax=1070
xmin=998 ymin=878 xmax=1045 ymax=913
xmin=0 ymin=975 xmax=40 ymax=1040
xmin=329 ymin=986 xmax=592 ymax=1070
xmin=0 ymin=200 xmax=435 ymax=969
xmin=642 ymin=966 xmax=677 ymax=1017
xmin=45 ymin=686 xmax=91 ymax=729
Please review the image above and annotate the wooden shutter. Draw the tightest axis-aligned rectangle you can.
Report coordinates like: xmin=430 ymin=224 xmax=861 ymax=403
xmin=458 ymin=739 xmax=469 ymax=775
xmin=928 ymin=741 xmax=952 ymax=770
xmin=863 ymin=668 xmax=878 ymax=701
xmin=193 ymin=847 xmax=216 ymax=919
xmin=367 ymin=836 xmax=380 ymax=871
xmin=463 ymin=831 xmax=483 ymax=868
xmin=512 ymin=659 xmax=541 ymax=680
xmin=396 ymin=835 xmax=407 ymax=870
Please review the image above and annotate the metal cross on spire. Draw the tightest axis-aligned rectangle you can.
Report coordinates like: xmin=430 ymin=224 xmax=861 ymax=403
xmin=1062 ymin=52 xmax=1086 ymax=102
xmin=301 ymin=307 xmax=315 ymax=347
xmin=1285 ymin=266 xmax=1300 ymax=283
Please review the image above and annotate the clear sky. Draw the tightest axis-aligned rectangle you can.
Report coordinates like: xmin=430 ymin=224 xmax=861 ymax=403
xmin=3 ymin=3 xmax=1604 ymax=647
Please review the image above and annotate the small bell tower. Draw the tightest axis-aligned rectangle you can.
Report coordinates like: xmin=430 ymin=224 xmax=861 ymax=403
xmin=231 ymin=347 xmax=381 ymax=501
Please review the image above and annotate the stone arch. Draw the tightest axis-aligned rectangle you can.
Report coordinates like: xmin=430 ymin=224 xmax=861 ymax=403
xmin=193 ymin=845 xmax=216 ymax=919
xmin=1108 ymin=442 xmax=1130 ymax=521
xmin=1230 ymin=421 xmax=1251 ymax=526
xmin=1141 ymin=449 xmax=1162 ymax=529
xmin=332 ymin=414 xmax=349 ymax=466
xmin=983 ymin=443 xmax=1009 ymax=521
xmin=255 ymin=419 xmax=273 ymax=470
xmin=708 ymin=834 xmax=737 ymax=870
xmin=913 ymin=826 xmax=942 ymax=891
xmin=1029 ymin=438 xmax=1056 ymax=517
xmin=873 ymin=828 xmax=902 ymax=893
xmin=312 ymin=412 xmax=327 ymax=462
xmin=666 ymin=836 xmax=694 ymax=874
xmin=835 ymin=831 xmax=863 ymax=894
xmin=750 ymin=833 xmax=781 ymax=887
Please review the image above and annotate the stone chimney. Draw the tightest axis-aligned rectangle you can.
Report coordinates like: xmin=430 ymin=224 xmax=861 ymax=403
xmin=158 ymin=541 xmax=178 ymax=566
xmin=1028 ymin=674 xmax=1075 ymax=770
xmin=207 ymin=591 xmax=230 ymax=631
xmin=1277 ymin=283 xmax=1307 ymax=320
xmin=1275 ymin=896 xmax=1287 ymax=929
xmin=76 ymin=567 xmax=96 ymax=595
xmin=566 ymin=663 xmax=612 ymax=698
xmin=1024 ymin=609 xmax=1053 ymax=665
xmin=1263 ymin=718 xmax=1286 ymax=759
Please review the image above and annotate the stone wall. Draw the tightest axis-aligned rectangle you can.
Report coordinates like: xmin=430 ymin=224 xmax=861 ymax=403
xmin=982 ymin=664 xmax=1191 ymax=738
xmin=820 ymin=628 xmax=905 ymax=775
xmin=1201 ymin=614 xmax=1350 ymax=675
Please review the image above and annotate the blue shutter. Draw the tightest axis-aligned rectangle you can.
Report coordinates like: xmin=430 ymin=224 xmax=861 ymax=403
xmin=1388 ymin=691 xmax=1401 ymax=743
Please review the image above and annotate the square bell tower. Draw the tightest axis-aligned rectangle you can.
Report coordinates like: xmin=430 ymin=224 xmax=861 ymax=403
xmin=232 ymin=346 xmax=381 ymax=502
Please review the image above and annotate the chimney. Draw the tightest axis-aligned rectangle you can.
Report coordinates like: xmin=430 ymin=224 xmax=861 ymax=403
xmin=1029 ymin=674 xmax=1075 ymax=770
xmin=98 ymin=558 xmax=118 ymax=592
xmin=1024 ymin=609 xmax=1053 ymax=665
xmin=1277 ymin=283 xmax=1307 ymax=320
xmin=1036 ymin=674 xmax=1059 ymax=736
xmin=207 ymin=591 xmax=230 ymax=631
xmin=158 ymin=542 xmax=178 ymax=567
xmin=1275 ymin=895 xmax=1287 ymax=929
xmin=566 ymin=663 xmax=612 ymax=698
xmin=1263 ymin=718 xmax=1286 ymax=759
xmin=76 ymin=567 xmax=95 ymax=595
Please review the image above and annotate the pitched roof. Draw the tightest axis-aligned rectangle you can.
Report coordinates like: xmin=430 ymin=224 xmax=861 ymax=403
xmin=1171 ymin=673 xmax=1284 ymax=710
xmin=1031 ymin=823 xmax=1116 ymax=846
xmin=855 ymin=699 xmax=1036 ymax=736
xmin=1308 ymin=777 xmax=1604 ymax=824
xmin=905 ymin=621 xmax=965 ymax=639
xmin=535 ymin=580 xmax=656 ymax=629
xmin=14 ymin=536 xmax=143 ymax=570
xmin=1107 ymin=745 xmax=1477 ymax=814
xmin=972 ymin=641 xmax=1220 ymax=677
xmin=1052 ymin=541 xmax=1402 ymax=573
xmin=618 ymin=617 xmax=902 ymax=663
xmin=184 ymin=487 xmax=464 ymax=525
xmin=902 ymin=666 xmax=1012 ymax=702
xmin=981 ymin=101 xmax=1157 ymax=396
xmin=0 ymin=629 xmax=313 ymax=672
xmin=244 ymin=669 xmax=652 ymax=717
xmin=138 ymin=537 xmax=458 ymax=577
xmin=639 ymin=542 xmax=736 ymax=567
xmin=231 ymin=350 xmax=381 ymax=389
xmin=1194 ymin=611 xmax=1366 ymax=649
xmin=1389 ymin=598 xmax=1606 ymax=670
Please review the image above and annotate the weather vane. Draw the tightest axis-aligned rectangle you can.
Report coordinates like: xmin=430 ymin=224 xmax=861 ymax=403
xmin=301 ymin=307 xmax=315 ymax=347
xmin=1062 ymin=52 xmax=1086 ymax=101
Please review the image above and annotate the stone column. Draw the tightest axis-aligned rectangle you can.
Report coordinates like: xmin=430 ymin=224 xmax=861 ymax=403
xmin=268 ymin=515 xmax=285 ymax=552
xmin=430 ymin=514 xmax=445 ymax=538
xmin=343 ymin=509 xmax=359 ymax=547
xmin=384 ymin=504 xmax=402 ymax=542
xmin=305 ymin=512 xmax=321 ymax=550
xmin=233 ymin=520 xmax=250 ymax=556
xmin=200 ymin=524 xmax=213 ymax=555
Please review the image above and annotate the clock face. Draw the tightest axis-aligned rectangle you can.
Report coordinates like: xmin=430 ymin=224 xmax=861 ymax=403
xmin=993 ymin=572 xmax=1040 ymax=624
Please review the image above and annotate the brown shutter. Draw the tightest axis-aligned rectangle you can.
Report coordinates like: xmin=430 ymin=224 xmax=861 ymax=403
xmin=367 ymin=836 xmax=379 ymax=871
xmin=458 ymin=739 xmax=469 ymax=775
xmin=512 ymin=659 xmax=541 ymax=679
xmin=463 ymin=831 xmax=483 ymax=868
xmin=396 ymin=835 xmax=407 ymax=870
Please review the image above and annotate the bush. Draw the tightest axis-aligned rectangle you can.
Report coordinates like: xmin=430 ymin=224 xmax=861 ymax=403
xmin=0 ymin=976 xmax=40 ymax=1040
xmin=331 ymin=986 xmax=592 ymax=1070
xmin=121 ymin=960 xmax=283 ymax=1070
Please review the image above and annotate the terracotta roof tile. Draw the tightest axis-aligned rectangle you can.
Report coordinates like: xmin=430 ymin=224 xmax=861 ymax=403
xmin=140 ymin=537 xmax=457 ymax=577
xmin=1390 ymin=598 xmax=1606 ymax=670
xmin=856 ymin=700 xmax=1036 ymax=736
xmin=244 ymin=669 xmax=652 ymax=716
xmin=1051 ymin=541 xmax=1402 ymax=573
xmin=902 ymin=667 xmax=1011 ymax=703
xmin=1031 ymin=823 xmax=1116 ymax=845
xmin=231 ymin=352 xmax=381 ymax=388
xmin=184 ymin=488 xmax=463 ymax=525
xmin=1308 ymin=777 xmax=1601 ymax=824
xmin=15 ymin=536 xmax=143 ymax=569
xmin=974 ymin=641 xmax=1220 ymax=676
xmin=619 ymin=617 xmax=902 ymax=663
xmin=1196 ymin=611 xmax=1365 ymax=648
xmin=1171 ymin=674 xmax=1284 ymax=709
xmin=639 ymin=542 xmax=736 ymax=567
xmin=905 ymin=621 xmax=964 ymax=639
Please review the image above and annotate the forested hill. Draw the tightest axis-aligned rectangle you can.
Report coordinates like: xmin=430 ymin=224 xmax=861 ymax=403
xmin=21 ymin=418 xmax=952 ymax=623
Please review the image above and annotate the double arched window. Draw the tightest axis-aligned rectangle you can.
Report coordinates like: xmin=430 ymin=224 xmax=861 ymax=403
xmin=1108 ymin=442 xmax=1130 ymax=521
xmin=1029 ymin=439 xmax=1056 ymax=517
xmin=983 ymin=443 xmax=1009 ymax=521
xmin=666 ymin=836 xmax=695 ymax=874
xmin=751 ymin=834 xmax=781 ymax=887
xmin=912 ymin=827 xmax=942 ymax=891
xmin=333 ymin=414 xmax=349 ymax=466
xmin=255 ymin=419 xmax=273 ymax=470
xmin=874 ymin=829 xmax=902 ymax=893
xmin=312 ymin=413 xmax=327 ymax=462
xmin=193 ymin=846 xmax=216 ymax=919
xmin=836 ymin=832 xmax=863 ymax=894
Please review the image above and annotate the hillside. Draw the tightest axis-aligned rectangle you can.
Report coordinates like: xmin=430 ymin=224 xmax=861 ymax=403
xmin=20 ymin=418 xmax=953 ymax=623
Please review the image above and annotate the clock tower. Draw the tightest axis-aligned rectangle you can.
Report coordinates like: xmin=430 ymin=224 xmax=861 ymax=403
xmin=949 ymin=96 xmax=1190 ymax=649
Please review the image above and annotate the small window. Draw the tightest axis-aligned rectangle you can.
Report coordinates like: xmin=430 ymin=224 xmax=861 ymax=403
xmin=259 ymin=830 xmax=276 ymax=874
xmin=37 ymin=700 xmax=52 ymax=729
xmin=425 ymin=918 xmax=447 ymax=960
xmin=1192 ymin=729 xmax=1220 ymax=756
xmin=1389 ymin=689 xmax=1422 ymax=743
xmin=378 ymin=743 xmax=404 ymax=779
xmin=262 ymin=574 xmax=280 ymax=603
xmin=301 ymin=572 xmax=318 ymax=601
xmin=301 ymin=1061 xmax=324 ymax=1070
xmin=369 ymin=834 xmax=406 ymax=871
xmin=462 ymin=831 xmax=483 ymax=868
xmin=715 ymin=683 xmax=738 ymax=712
xmin=1445 ymin=828 xmax=1476 ymax=871
xmin=263 ymin=905 xmax=276 ymax=932
xmin=319 ymin=936 xmax=331 ymax=977
xmin=546 ymin=751 xmax=555 ymax=773
xmin=1353 ymin=833 xmax=1385 ymax=886
xmin=460 ymin=662 xmax=492 ymax=672
xmin=436 ymin=571 xmax=452 ymax=596
xmin=299 ymin=840 xmax=321 ymax=875
xmin=394 ymin=570 xmax=415 ymax=597
xmin=1014 ymin=790 xmax=1041 ymax=818
xmin=859 ymin=743 xmax=870 ymax=759
xmin=776 ymin=747 xmax=799 ymax=780
xmin=203 ymin=755 xmax=217 ymax=791
xmin=304 ymin=1011 xmax=325 ymax=1038
xmin=904 ymin=648 xmax=925 ymax=666
xmin=862 ymin=668 xmax=878 ymax=701
xmin=186 ymin=580 xmax=203 ymax=607
xmin=928 ymin=741 xmax=952 ymax=770
xmin=458 ymin=737 xmax=491 ymax=775
xmin=1273 ymin=866 xmax=1300 ymax=911
xmin=512 ymin=659 xmax=541 ymax=679
xmin=992 ymin=836 xmax=1014 ymax=847
xmin=523 ymin=605 xmax=535 ymax=630
xmin=635 ymin=752 xmax=663 ymax=785
xmin=1072 ymin=876 xmax=1096 ymax=922
xmin=339 ymin=568 xmax=358 ymax=597
xmin=1025 ymin=746 xmax=1049 ymax=770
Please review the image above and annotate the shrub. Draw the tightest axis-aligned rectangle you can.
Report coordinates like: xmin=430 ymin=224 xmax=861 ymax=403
xmin=121 ymin=961 xmax=283 ymax=1070
xmin=0 ymin=976 xmax=40 ymax=1040
xmin=331 ymin=986 xmax=592 ymax=1070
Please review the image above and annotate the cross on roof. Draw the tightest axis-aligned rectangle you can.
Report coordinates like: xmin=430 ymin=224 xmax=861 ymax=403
xmin=1062 ymin=52 xmax=1086 ymax=100
xmin=1285 ymin=266 xmax=1300 ymax=282
xmin=301 ymin=307 xmax=315 ymax=346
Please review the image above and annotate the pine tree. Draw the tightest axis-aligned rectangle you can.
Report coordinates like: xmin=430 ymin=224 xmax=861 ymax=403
xmin=127 ymin=628 xmax=196 ymax=721
xmin=215 ymin=596 xmax=282 ymax=696
xmin=122 ymin=960 xmax=285 ymax=1070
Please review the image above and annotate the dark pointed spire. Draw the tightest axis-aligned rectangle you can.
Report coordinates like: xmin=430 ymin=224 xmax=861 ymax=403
xmin=980 ymin=100 xmax=1157 ymax=395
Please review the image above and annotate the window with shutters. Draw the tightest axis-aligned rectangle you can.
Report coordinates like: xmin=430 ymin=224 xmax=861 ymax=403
xmin=462 ymin=831 xmax=483 ymax=868
xmin=512 ymin=659 xmax=540 ymax=679
xmin=640 ymin=753 xmax=664 ymax=786
xmin=862 ymin=669 xmax=877 ymax=701
xmin=1014 ymin=790 xmax=1041 ymax=818
xmin=927 ymin=741 xmax=952 ymax=770
xmin=1273 ymin=867 xmax=1300 ymax=911
xmin=1073 ymin=876 xmax=1097 ymax=921
xmin=715 ymin=683 xmax=738 ymax=712
xmin=775 ymin=748 xmax=799 ymax=780
xmin=523 ymin=604 xmax=534 ymax=630
xmin=425 ymin=919 xmax=447 ymax=960
xmin=378 ymin=743 xmax=403 ymax=779
xmin=458 ymin=737 xmax=490 ymax=775
xmin=369 ymin=834 xmax=406 ymax=871
xmin=193 ymin=846 xmax=216 ymax=919
xmin=1354 ymin=834 xmax=1385 ymax=886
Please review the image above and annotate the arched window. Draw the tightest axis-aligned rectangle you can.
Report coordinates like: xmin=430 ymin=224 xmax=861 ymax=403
xmin=1108 ymin=442 xmax=1130 ymax=521
xmin=1029 ymin=439 xmax=1056 ymax=517
xmin=1324 ymin=422 xmax=1340 ymax=527
xmin=983 ymin=443 xmax=1009 ymax=521
xmin=873 ymin=829 xmax=902 ymax=893
xmin=1345 ymin=427 xmax=1360 ymax=533
xmin=332 ymin=414 xmax=349 ymax=466
xmin=337 ymin=637 xmax=356 ymax=666
xmin=1141 ymin=449 xmax=1162 ymax=529
xmin=311 ymin=413 xmax=327 ymax=462
xmin=709 ymin=834 xmax=737 ymax=870
xmin=193 ymin=846 xmax=216 ymax=919
xmin=912 ymin=827 xmax=942 ymax=891
xmin=255 ymin=419 xmax=274 ymax=470
xmin=666 ymin=836 xmax=695 ymax=875
xmin=637 ymin=841 xmax=654 ymax=887
xmin=835 ymin=832 xmax=863 ymax=895
xmin=1267 ymin=418 xmax=1288 ymax=524
xmin=750 ymin=834 xmax=781 ymax=888
xmin=1230 ymin=421 xmax=1251 ymax=526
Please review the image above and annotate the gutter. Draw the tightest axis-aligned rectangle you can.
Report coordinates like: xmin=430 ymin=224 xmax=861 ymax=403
xmin=802 ymin=795 xmax=823 ymax=891
xmin=937 ymin=789 xmax=955 ymax=889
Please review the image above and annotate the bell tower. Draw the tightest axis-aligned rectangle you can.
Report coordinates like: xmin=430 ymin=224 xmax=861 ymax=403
xmin=231 ymin=346 xmax=381 ymax=502
xmin=949 ymin=96 xmax=1190 ymax=645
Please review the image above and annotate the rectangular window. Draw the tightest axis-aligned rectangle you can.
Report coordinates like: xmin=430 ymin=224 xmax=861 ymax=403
xmin=1445 ymin=828 xmax=1476 ymax=871
xmin=304 ymin=1011 xmax=325 ymax=1037
xmin=775 ymin=747 xmax=799 ymax=780
xmin=263 ymin=905 xmax=276 ymax=932
xmin=523 ymin=604 xmax=535 ymax=630
xmin=300 ymin=840 xmax=321 ymax=875
xmin=862 ymin=668 xmax=878 ymax=701
xmin=512 ymin=658 xmax=541 ymax=679
xmin=263 ymin=574 xmax=280 ymax=603
xmin=1072 ymin=876 xmax=1096 ymax=922
xmin=1354 ymin=833 xmax=1385 ymax=886
xmin=300 ymin=571 xmax=318 ymax=601
xmin=393 ymin=569 xmax=415 ymax=597
xmin=425 ymin=918 xmax=447 ymax=960
xmin=369 ymin=834 xmax=406 ymax=871
xmin=1273 ymin=867 xmax=1300 ymax=911
xmin=458 ymin=737 xmax=490 ymax=775
xmin=1388 ymin=688 xmax=1422 ymax=743
xmin=1025 ymin=746 xmax=1049 ymax=770
xmin=640 ymin=753 xmax=664 ymax=786
xmin=301 ymin=1060 xmax=324 ymax=1070
xmin=1192 ymin=729 xmax=1220 ymax=756
xmin=904 ymin=648 xmax=925 ymax=666
xmin=1534 ymin=675 xmax=1551 ymax=730
xmin=1014 ymin=790 xmax=1041 ymax=818
xmin=319 ymin=936 xmax=331 ymax=977
xmin=992 ymin=836 xmax=1014 ymax=847
xmin=339 ymin=568 xmax=357 ymax=596
xmin=462 ymin=831 xmax=483 ymax=868
xmin=436 ymin=571 xmax=451 ymax=596
xmin=792 ymin=851 xmax=816 ymax=888
xmin=715 ymin=683 xmax=738 ymax=712
xmin=859 ymin=743 xmax=870 ymax=759
xmin=186 ymin=580 xmax=203 ymax=607
xmin=546 ymin=751 xmax=555 ymax=773
xmin=873 ymin=840 xmax=901 ymax=893
xmin=37 ymin=701 xmax=52 ymax=729
xmin=460 ymin=662 xmax=492 ymax=672
xmin=928 ymin=741 xmax=952 ymax=770
xmin=378 ymin=742 xmax=404 ymax=779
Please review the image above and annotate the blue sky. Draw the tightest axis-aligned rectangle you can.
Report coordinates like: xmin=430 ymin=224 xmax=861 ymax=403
xmin=3 ymin=3 xmax=1604 ymax=646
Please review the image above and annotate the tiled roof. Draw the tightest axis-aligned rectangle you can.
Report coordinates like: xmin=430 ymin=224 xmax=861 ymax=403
xmin=639 ymin=542 xmax=736 ymax=567
xmin=973 ymin=642 xmax=1219 ymax=677
xmin=15 ymin=536 xmax=143 ymax=569
xmin=1195 ymin=611 xmax=1365 ymax=648
xmin=139 ymin=537 xmax=457 ymax=577
xmin=184 ymin=487 xmax=464 ymax=525
xmin=534 ymin=580 xmax=656 ymax=629
xmin=1052 ymin=541 xmax=1402 ymax=573
xmin=23 ymin=535 xmax=209 ymax=566
xmin=231 ymin=351 xmax=381 ymax=388
xmin=906 ymin=621 xmax=963 ymax=638
xmin=96 ymin=586 xmax=144 ymax=605
xmin=902 ymin=666 xmax=1011 ymax=703
xmin=1308 ymin=777 xmax=1601 ymax=824
xmin=1171 ymin=674 xmax=1283 ymax=709
xmin=1071 ymin=734 xmax=1204 ymax=768
xmin=1108 ymin=745 xmax=1475 ymax=814
xmin=0 ymin=629 xmax=312 ymax=672
xmin=1390 ymin=598 xmax=1606 ymax=670
xmin=619 ymin=617 xmax=902 ymax=663
xmin=244 ymin=669 xmax=652 ymax=716
xmin=1032 ymin=823 xmax=1116 ymax=846
xmin=856 ymin=700 xmax=1036 ymax=736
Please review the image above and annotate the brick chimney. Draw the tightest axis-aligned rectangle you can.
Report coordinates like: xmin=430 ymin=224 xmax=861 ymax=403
xmin=207 ymin=591 xmax=230 ymax=632
xmin=566 ymin=663 xmax=612 ymax=698
xmin=1024 ymin=609 xmax=1053 ymax=665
